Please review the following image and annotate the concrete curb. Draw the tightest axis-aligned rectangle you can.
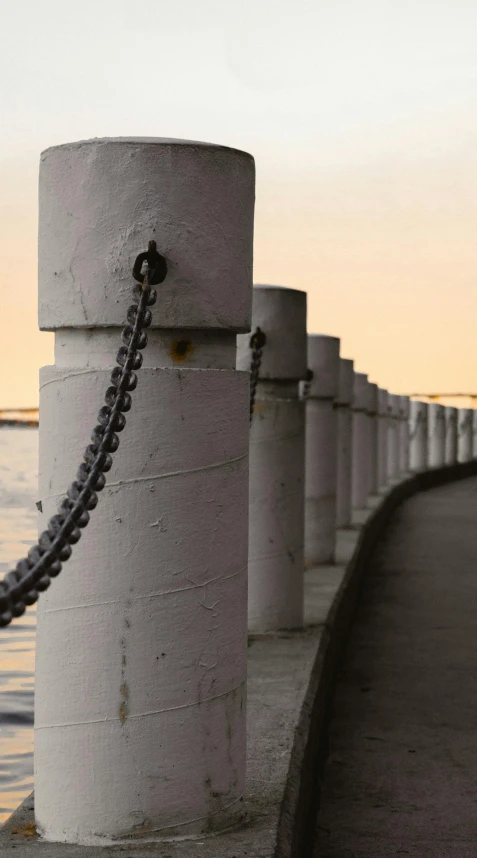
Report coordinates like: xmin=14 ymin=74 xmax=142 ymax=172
xmin=276 ymin=461 xmax=477 ymax=858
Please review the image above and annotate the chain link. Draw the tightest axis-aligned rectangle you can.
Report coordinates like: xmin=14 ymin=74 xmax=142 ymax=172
xmin=249 ymin=326 xmax=266 ymax=423
xmin=0 ymin=247 xmax=166 ymax=628
xmin=458 ymin=410 xmax=473 ymax=436
xmin=409 ymin=409 xmax=424 ymax=442
xmin=301 ymin=368 xmax=314 ymax=400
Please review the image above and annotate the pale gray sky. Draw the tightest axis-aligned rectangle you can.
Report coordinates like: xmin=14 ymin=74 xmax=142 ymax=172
xmin=1 ymin=0 xmax=476 ymax=405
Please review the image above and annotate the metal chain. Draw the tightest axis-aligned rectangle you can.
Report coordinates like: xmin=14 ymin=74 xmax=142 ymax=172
xmin=459 ymin=410 xmax=473 ymax=436
xmin=409 ymin=409 xmax=423 ymax=441
xmin=0 ymin=243 xmax=166 ymax=627
xmin=301 ymin=368 xmax=314 ymax=400
xmin=249 ymin=326 xmax=266 ymax=423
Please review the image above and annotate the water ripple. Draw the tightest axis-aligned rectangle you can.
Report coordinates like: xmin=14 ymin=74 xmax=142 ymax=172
xmin=0 ymin=429 xmax=37 ymax=825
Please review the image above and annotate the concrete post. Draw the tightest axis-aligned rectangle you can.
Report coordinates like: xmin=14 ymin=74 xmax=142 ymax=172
xmin=367 ymin=383 xmax=379 ymax=496
xmin=304 ymin=335 xmax=340 ymax=564
xmin=351 ymin=372 xmax=370 ymax=509
xmin=35 ymin=138 xmax=255 ymax=843
xmin=445 ymin=406 xmax=458 ymax=465
xmin=377 ymin=388 xmax=389 ymax=491
xmin=236 ymin=285 xmax=307 ymax=632
xmin=473 ymin=409 xmax=477 ymax=458
xmin=387 ymin=394 xmax=401 ymax=483
xmin=457 ymin=408 xmax=473 ymax=463
xmin=409 ymin=400 xmax=429 ymax=471
xmin=428 ymin=403 xmax=446 ymax=467
xmin=336 ymin=358 xmax=354 ymax=528
xmin=398 ymin=395 xmax=411 ymax=477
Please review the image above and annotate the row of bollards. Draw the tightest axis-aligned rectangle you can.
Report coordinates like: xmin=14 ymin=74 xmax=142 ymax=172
xmin=32 ymin=137 xmax=477 ymax=844
xmin=410 ymin=402 xmax=477 ymax=469
xmin=241 ymin=286 xmax=477 ymax=642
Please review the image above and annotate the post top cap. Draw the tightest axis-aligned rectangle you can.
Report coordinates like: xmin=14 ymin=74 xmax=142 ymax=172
xmin=336 ymin=357 xmax=354 ymax=405
xmin=367 ymin=382 xmax=379 ymax=414
xmin=237 ymin=284 xmax=307 ymax=380
xmin=254 ymin=283 xmax=306 ymax=296
xmin=41 ymin=137 xmax=254 ymax=162
xmin=306 ymin=334 xmax=340 ymax=398
xmin=378 ymin=387 xmax=389 ymax=414
xmin=39 ymin=136 xmax=255 ymax=331
xmin=352 ymin=372 xmax=369 ymax=409
xmin=308 ymin=333 xmax=340 ymax=343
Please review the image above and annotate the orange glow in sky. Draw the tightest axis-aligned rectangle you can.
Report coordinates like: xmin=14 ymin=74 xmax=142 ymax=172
xmin=0 ymin=0 xmax=476 ymax=407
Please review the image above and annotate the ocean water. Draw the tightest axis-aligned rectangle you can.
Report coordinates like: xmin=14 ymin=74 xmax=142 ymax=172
xmin=0 ymin=429 xmax=38 ymax=825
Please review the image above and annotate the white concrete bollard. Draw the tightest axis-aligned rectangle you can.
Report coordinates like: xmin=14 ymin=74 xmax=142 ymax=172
xmin=398 ymin=395 xmax=411 ymax=477
xmin=473 ymin=409 xmax=477 ymax=459
xmin=386 ymin=394 xmax=401 ymax=482
xmin=351 ymin=372 xmax=370 ymax=509
xmin=377 ymin=388 xmax=389 ymax=491
xmin=304 ymin=335 xmax=340 ymax=564
xmin=445 ymin=406 xmax=458 ymax=465
xmin=367 ymin=383 xmax=379 ymax=496
xmin=336 ymin=358 xmax=354 ymax=528
xmin=409 ymin=400 xmax=429 ymax=471
xmin=236 ymin=285 xmax=307 ymax=632
xmin=428 ymin=403 xmax=446 ymax=467
xmin=457 ymin=408 xmax=473 ymax=463
xmin=35 ymin=138 xmax=255 ymax=843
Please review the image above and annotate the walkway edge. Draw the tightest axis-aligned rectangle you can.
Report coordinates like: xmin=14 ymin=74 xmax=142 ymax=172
xmin=276 ymin=461 xmax=477 ymax=858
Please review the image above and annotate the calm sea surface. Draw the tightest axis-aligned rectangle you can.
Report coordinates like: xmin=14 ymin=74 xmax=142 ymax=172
xmin=0 ymin=428 xmax=38 ymax=825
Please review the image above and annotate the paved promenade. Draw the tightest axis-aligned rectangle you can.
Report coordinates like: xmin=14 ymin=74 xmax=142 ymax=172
xmin=313 ymin=476 xmax=477 ymax=857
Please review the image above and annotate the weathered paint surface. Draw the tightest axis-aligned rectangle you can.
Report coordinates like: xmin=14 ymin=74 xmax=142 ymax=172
xmin=445 ymin=406 xmax=458 ymax=465
xmin=304 ymin=336 xmax=340 ymax=564
xmin=428 ymin=402 xmax=446 ymax=468
xmin=247 ymin=393 xmax=305 ymax=631
xmin=367 ymin=383 xmax=379 ymax=495
xmin=237 ymin=285 xmax=307 ymax=632
xmin=377 ymin=388 xmax=389 ymax=490
xmin=336 ymin=358 xmax=354 ymax=528
xmin=457 ymin=408 xmax=473 ymax=463
xmin=35 ymin=138 xmax=254 ymax=844
xmin=387 ymin=394 xmax=401 ymax=481
xmin=398 ymin=395 xmax=411 ymax=476
xmin=39 ymin=138 xmax=255 ymax=332
xmin=351 ymin=372 xmax=369 ymax=509
xmin=409 ymin=400 xmax=429 ymax=472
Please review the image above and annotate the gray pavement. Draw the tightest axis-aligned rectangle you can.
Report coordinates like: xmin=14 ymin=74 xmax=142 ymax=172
xmin=312 ymin=476 xmax=477 ymax=857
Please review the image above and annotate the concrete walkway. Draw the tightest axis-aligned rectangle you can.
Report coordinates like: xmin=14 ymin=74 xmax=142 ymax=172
xmin=312 ymin=476 xmax=477 ymax=857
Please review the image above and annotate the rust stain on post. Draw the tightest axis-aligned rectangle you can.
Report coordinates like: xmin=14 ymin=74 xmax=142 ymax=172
xmin=170 ymin=339 xmax=194 ymax=363
xmin=119 ymin=683 xmax=129 ymax=724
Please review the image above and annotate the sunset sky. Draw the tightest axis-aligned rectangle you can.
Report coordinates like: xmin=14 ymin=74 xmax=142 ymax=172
xmin=1 ymin=0 xmax=476 ymax=407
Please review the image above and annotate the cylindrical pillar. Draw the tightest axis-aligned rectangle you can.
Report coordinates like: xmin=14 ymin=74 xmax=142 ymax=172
xmin=398 ymin=395 xmax=410 ymax=477
xmin=237 ymin=285 xmax=306 ymax=632
xmin=367 ymin=383 xmax=379 ymax=496
xmin=336 ymin=358 xmax=354 ymax=528
xmin=444 ymin=406 xmax=458 ymax=465
xmin=351 ymin=372 xmax=370 ymax=509
xmin=387 ymin=394 xmax=401 ymax=482
xmin=428 ymin=403 xmax=446 ymax=467
xmin=35 ymin=138 xmax=255 ymax=843
xmin=409 ymin=400 xmax=429 ymax=471
xmin=377 ymin=388 xmax=389 ymax=490
xmin=304 ymin=335 xmax=340 ymax=564
xmin=457 ymin=408 xmax=473 ymax=463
